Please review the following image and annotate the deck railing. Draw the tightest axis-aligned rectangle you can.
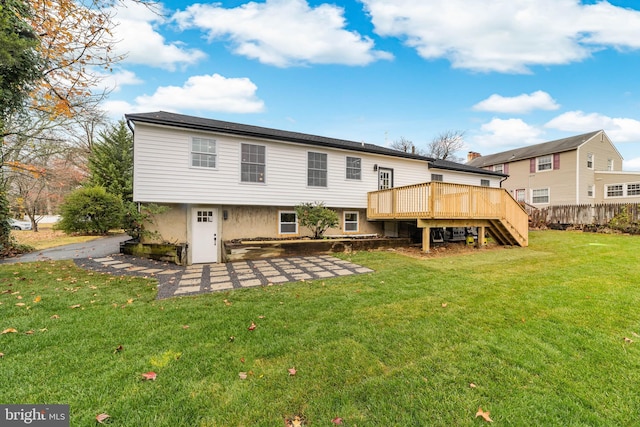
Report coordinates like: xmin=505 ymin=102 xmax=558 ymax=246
xmin=367 ymin=182 xmax=529 ymax=245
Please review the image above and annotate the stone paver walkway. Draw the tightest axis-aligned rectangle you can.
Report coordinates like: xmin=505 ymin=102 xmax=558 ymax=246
xmin=77 ymin=254 xmax=373 ymax=299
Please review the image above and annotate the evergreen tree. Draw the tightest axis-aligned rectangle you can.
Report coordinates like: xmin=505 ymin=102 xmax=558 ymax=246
xmin=87 ymin=120 xmax=133 ymax=202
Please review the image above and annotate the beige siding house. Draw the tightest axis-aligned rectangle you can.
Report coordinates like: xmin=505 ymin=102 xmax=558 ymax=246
xmin=126 ymin=111 xmax=511 ymax=264
xmin=467 ymin=130 xmax=640 ymax=206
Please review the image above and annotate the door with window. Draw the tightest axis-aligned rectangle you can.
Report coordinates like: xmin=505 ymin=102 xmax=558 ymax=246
xmin=191 ymin=208 xmax=218 ymax=263
xmin=378 ymin=168 xmax=393 ymax=190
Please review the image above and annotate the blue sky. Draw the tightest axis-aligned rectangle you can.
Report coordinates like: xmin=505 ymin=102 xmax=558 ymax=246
xmin=102 ymin=0 xmax=640 ymax=169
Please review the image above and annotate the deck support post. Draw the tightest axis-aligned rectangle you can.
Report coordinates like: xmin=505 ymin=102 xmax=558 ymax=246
xmin=422 ymin=226 xmax=430 ymax=253
xmin=477 ymin=225 xmax=486 ymax=248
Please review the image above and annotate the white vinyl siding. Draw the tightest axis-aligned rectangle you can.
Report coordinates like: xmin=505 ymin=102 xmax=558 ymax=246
xmin=191 ymin=137 xmax=216 ymax=168
xmin=132 ymin=124 xmax=503 ymax=207
xmin=344 ymin=211 xmax=359 ymax=232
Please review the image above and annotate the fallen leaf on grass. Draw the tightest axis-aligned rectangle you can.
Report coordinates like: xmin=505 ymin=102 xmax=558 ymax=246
xmin=624 ymin=337 xmax=634 ymax=343
xmin=70 ymin=304 xmax=81 ymax=309
xmin=96 ymin=413 xmax=110 ymax=424
xmin=15 ymin=303 xmax=25 ymax=307
xmin=182 ymin=325 xmax=189 ymax=329
xmin=0 ymin=352 xmax=4 ymax=357
xmin=238 ymin=372 xmax=248 ymax=380
xmin=285 ymin=415 xmax=304 ymax=427
xmin=475 ymin=407 xmax=493 ymax=423
xmin=223 ymin=299 xmax=232 ymax=306
xmin=248 ymin=322 xmax=257 ymax=331
xmin=24 ymin=330 xmax=34 ymax=335
xmin=331 ymin=417 xmax=344 ymax=424
xmin=288 ymin=367 xmax=297 ymax=376
xmin=470 ymin=383 xmax=477 ymax=388
xmin=229 ymin=336 xmax=235 ymax=342
xmin=50 ymin=314 xmax=60 ymax=319
xmin=141 ymin=372 xmax=157 ymax=381
xmin=441 ymin=303 xmax=448 ymax=308
xmin=2 ymin=328 xmax=18 ymax=334
xmin=114 ymin=345 xmax=124 ymax=353
xmin=33 ymin=296 xmax=41 ymax=303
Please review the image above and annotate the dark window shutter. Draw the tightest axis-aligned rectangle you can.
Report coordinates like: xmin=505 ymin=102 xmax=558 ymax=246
xmin=530 ymin=158 xmax=535 ymax=173
xmin=553 ymin=153 xmax=560 ymax=170
xmin=504 ymin=163 xmax=509 ymax=174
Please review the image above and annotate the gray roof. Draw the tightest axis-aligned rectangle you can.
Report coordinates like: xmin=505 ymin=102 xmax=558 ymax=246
xmin=126 ymin=111 xmax=505 ymax=177
xmin=466 ymin=130 xmax=603 ymax=168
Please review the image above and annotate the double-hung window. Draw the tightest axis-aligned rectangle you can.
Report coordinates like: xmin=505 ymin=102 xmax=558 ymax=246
xmin=587 ymin=153 xmax=594 ymax=169
xmin=191 ymin=137 xmax=216 ymax=168
xmin=628 ymin=183 xmax=640 ymax=196
xmin=344 ymin=212 xmax=359 ymax=232
xmin=346 ymin=157 xmax=361 ymax=180
xmin=308 ymin=152 xmax=327 ymax=187
xmin=606 ymin=185 xmax=623 ymax=198
xmin=279 ymin=211 xmax=298 ymax=234
xmin=241 ymin=143 xmax=266 ymax=183
xmin=532 ymin=188 xmax=549 ymax=204
xmin=537 ymin=155 xmax=552 ymax=171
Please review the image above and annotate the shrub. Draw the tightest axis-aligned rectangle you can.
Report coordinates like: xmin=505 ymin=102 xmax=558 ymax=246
xmin=55 ymin=187 xmax=123 ymax=235
xmin=294 ymin=202 xmax=339 ymax=239
xmin=123 ymin=202 xmax=168 ymax=241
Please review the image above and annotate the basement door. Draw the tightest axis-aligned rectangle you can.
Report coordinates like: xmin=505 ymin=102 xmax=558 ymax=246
xmin=191 ymin=208 xmax=218 ymax=264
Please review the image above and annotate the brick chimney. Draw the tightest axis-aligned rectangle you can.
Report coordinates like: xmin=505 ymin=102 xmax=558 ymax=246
xmin=467 ymin=151 xmax=481 ymax=162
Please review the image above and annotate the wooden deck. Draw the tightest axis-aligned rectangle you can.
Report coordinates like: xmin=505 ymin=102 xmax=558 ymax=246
xmin=367 ymin=182 xmax=529 ymax=251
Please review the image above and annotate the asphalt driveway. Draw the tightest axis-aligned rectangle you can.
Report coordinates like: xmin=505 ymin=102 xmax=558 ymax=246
xmin=0 ymin=234 xmax=131 ymax=264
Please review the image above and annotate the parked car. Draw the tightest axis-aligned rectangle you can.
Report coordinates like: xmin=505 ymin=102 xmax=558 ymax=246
xmin=9 ymin=218 xmax=32 ymax=230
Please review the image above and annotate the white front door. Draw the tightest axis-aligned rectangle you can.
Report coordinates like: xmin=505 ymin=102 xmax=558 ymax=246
xmin=191 ymin=208 xmax=218 ymax=263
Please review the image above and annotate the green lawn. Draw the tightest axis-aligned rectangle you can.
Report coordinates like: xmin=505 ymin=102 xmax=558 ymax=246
xmin=1 ymin=231 xmax=640 ymax=426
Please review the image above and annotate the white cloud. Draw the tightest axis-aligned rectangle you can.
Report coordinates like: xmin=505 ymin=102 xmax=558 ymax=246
xmin=98 ymin=69 xmax=143 ymax=93
xmin=361 ymin=0 xmax=640 ymax=73
xmin=545 ymin=111 xmax=640 ymax=142
xmin=105 ymin=74 xmax=265 ymax=116
xmin=173 ymin=0 xmax=393 ymax=67
xmin=111 ymin=2 xmax=206 ymax=71
xmin=472 ymin=118 xmax=544 ymax=149
xmin=473 ymin=91 xmax=560 ymax=114
xmin=623 ymin=157 xmax=640 ymax=171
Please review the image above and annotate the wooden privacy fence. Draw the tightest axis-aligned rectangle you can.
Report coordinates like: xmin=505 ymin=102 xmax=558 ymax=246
xmin=530 ymin=203 xmax=640 ymax=225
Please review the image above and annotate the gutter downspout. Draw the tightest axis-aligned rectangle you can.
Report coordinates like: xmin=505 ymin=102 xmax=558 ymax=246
xmin=125 ymin=119 xmax=140 ymax=214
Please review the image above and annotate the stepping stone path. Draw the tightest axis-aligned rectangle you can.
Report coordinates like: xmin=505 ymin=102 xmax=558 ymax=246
xmin=76 ymin=255 xmax=374 ymax=299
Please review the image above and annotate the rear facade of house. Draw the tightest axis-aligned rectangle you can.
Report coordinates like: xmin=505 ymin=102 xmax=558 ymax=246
xmin=126 ymin=112 xmax=506 ymax=264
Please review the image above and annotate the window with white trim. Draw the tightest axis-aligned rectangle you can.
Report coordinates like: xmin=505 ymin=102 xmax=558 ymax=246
xmin=537 ymin=155 xmax=552 ymax=171
xmin=191 ymin=137 xmax=216 ymax=168
xmin=480 ymin=179 xmax=490 ymax=187
xmin=279 ymin=211 xmax=298 ymax=234
xmin=308 ymin=152 xmax=327 ymax=187
xmin=606 ymin=184 xmax=623 ymax=198
xmin=431 ymin=173 xmax=443 ymax=182
xmin=587 ymin=153 xmax=594 ymax=169
xmin=344 ymin=211 xmax=359 ymax=232
xmin=587 ymin=185 xmax=594 ymax=198
xmin=241 ymin=143 xmax=265 ymax=183
xmin=346 ymin=156 xmax=361 ymax=180
xmin=493 ymin=164 xmax=504 ymax=173
xmin=515 ymin=189 xmax=525 ymax=202
xmin=628 ymin=183 xmax=640 ymax=196
xmin=607 ymin=158 xmax=614 ymax=171
xmin=532 ymin=188 xmax=549 ymax=204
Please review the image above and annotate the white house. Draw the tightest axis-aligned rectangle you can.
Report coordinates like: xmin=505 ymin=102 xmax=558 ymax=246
xmin=125 ymin=111 xmax=513 ymax=264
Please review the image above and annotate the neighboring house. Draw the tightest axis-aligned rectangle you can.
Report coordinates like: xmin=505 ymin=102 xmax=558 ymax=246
xmin=125 ymin=111 xmax=517 ymax=264
xmin=467 ymin=130 xmax=640 ymax=207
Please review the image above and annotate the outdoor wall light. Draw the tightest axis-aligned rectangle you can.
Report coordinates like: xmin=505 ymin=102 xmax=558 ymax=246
xmin=373 ymin=164 xmax=378 ymax=171
xmin=223 ymin=210 xmax=228 ymax=220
